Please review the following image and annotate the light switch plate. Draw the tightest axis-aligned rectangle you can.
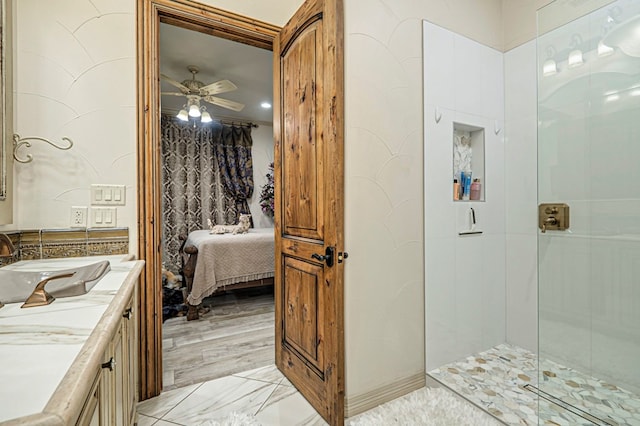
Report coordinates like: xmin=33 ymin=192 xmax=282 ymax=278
xmin=91 ymin=184 xmax=126 ymax=206
xmin=89 ymin=207 xmax=117 ymax=228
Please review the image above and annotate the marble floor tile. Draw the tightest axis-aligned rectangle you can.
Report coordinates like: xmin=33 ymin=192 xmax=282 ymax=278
xmin=137 ymin=413 xmax=160 ymax=426
xmin=232 ymin=364 xmax=285 ymax=385
xmin=254 ymin=383 xmax=328 ymax=426
xmin=161 ymin=375 xmax=277 ymax=425
xmin=137 ymin=383 xmax=201 ymax=419
xmin=140 ymin=363 xmax=508 ymax=426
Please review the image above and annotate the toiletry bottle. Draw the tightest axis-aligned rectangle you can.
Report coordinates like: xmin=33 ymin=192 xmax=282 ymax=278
xmin=462 ymin=171 xmax=471 ymax=200
xmin=470 ymin=178 xmax=481 ymax=200
xmin=453 ymin=179 xmax=460 ymax=201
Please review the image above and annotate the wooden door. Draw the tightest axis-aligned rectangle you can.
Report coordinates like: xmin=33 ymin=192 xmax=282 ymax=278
xmin=273 ymin=0 xmax=345 ymax=424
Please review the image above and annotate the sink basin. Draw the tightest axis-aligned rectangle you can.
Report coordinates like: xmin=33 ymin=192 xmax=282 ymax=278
xmin=0 ymin=260 xmax=111 ymax=304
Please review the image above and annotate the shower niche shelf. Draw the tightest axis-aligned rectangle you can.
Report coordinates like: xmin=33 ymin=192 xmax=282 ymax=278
xmin=453 ymin=122 xmax=485 ymax=202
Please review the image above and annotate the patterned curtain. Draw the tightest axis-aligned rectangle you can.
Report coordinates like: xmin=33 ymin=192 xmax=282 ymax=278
xmin=161 ymin=115 xmax=254 ymax=272
xmin=214 ymin=125 xmax=254 ymax=217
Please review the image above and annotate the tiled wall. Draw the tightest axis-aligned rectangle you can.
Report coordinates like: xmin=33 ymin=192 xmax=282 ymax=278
xmin=423 ymin=21 xmax=506 ymax=372
xmin=504 ymin=40 xmax=538 ymax=353
xmin=0 ymin=228 xmax=129 ymax=267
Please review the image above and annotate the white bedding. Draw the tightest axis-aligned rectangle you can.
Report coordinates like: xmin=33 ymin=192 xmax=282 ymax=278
xmin=185 ymin=228 xmax=275 ymax=305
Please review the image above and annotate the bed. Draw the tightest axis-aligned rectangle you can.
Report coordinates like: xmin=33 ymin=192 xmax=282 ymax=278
xmin=178 ymin=228 xmax=275 ymax=320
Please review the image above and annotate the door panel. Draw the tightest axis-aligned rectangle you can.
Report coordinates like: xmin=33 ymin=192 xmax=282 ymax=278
xmin=283 ymin=257 xmax=323 ymax=371
xmin=274 ymin=0 xmax=344 ymax=424
xmin=282 ymin=22 xmax=324 ymax=240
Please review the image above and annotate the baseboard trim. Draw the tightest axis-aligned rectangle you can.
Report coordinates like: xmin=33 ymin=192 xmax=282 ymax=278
xmin=345 ymin=372 xmax=426 ymax=418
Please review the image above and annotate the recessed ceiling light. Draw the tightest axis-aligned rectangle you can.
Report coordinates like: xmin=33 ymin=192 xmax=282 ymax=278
xmin=261 ymin=102 xmax=272 ymax=109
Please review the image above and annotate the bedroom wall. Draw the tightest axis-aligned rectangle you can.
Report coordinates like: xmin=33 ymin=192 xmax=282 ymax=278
xmin=248 ymin=124 xmax=275 ymax=229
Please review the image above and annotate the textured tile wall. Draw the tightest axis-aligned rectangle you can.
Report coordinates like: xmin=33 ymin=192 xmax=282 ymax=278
xmin=0 ymin=228 xmax=128 ymax=267
xmin=5 ymin=0 xmax=137 ymax=253
xmin=344 ymin=0 xmax=426 ymax=401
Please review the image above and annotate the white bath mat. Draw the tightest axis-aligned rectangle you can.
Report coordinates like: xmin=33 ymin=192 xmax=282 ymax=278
xmin=196 ymin=387 xmax=500 ymax=425
xmin=197 ymin=411 xmax=260 ymax=426
xmin=348 ymin=387 xmax=501 ymax=426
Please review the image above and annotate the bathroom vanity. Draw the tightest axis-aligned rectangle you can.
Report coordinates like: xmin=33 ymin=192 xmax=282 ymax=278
xmin=0 ymin=255 xmax=144 ymax=425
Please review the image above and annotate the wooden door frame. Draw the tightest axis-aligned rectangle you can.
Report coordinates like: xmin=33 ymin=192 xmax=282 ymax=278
xmin=136 ymin=0 xmax=279 ymax=400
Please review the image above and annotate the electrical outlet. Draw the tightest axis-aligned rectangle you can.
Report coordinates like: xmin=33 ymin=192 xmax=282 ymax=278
xmin=70 ymin=206 xmax=88 ymax=228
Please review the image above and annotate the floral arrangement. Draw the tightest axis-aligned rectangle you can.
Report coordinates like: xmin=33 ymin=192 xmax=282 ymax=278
xmin=259 ymin=162 xmax=275 ymax=217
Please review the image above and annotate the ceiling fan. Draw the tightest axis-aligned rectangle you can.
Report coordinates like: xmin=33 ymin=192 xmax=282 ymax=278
xmin=161 ymin=66 xmax=245 ymax=117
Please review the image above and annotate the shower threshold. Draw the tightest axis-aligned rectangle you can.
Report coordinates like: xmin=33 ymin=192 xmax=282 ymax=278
xmin=428 ymin=344 xmax=640 ymax=426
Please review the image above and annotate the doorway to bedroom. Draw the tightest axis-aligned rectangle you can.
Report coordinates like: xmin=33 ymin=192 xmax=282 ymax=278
xmin=158 ymin=21 xmax=276 ymax=391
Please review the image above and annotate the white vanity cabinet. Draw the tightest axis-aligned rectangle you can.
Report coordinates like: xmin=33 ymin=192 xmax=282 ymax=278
xmin=78 ymin=287 xmax=138 ymax=426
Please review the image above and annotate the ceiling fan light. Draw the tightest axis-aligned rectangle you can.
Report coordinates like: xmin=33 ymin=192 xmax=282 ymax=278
xmin=542 ymin=59 xmax=557 ymax=76
xmin=597 ymin=40 xmax=614 ymax=57
xmin=201 ymin=111 xmax=213 ymax=123
xmin=188 ymin=103 xmax=201 ymax=117
xmin=568 ymin=49 xmax=584 ymax=68
xmin=177 ymin=109 xmax=189 ymax=121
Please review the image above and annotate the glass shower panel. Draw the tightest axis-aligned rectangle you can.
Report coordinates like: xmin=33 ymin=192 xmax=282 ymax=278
xmin=537 ymin=0 xmax=640 ymax=424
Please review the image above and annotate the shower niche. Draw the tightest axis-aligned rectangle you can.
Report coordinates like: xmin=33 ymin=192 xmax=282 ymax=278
xmin=453 ymin=122 xmax=484 ymax=201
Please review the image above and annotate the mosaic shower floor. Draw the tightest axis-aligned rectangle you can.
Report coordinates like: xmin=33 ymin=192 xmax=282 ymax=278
xmin=429 ymin=344 xmax=640 ymax=426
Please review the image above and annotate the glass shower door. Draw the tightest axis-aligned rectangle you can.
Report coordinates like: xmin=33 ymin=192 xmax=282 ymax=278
xmin=537 ymin=0 xmax=640 ymax=424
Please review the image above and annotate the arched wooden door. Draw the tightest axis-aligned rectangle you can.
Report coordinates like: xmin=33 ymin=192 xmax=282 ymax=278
xmin=273 ymin=0 xmax=345 ymax=424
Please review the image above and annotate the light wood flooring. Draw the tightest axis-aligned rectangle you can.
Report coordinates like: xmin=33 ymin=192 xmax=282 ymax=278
xmin=162 ymin=286 xmax=275 ymax=391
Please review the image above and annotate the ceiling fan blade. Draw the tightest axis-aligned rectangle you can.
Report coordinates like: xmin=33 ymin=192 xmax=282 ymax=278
xmin=199 ymin=79 xmax=238 ymax=96
xmin=203 ymin=96 xmax=245 ymax=112
xmin=161 ymin=92 xmax=187 ymax=97
xmin=161 ymin=74 xmax=190 ymax=93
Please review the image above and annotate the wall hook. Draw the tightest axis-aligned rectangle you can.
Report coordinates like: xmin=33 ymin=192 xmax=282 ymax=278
xmin=13 ymin=134 xmax=74 ymax=164
xmin=494 ymin=120 xmax=501 ymax=135
xmin=435 ymin=107 xmax=442 ymax=123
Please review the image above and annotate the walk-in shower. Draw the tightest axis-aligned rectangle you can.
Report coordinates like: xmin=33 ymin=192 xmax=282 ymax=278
xmin=425 ymin=0 xmax=640 ymax=424
xmin=536 ymin=0 xmax=640 ymax=424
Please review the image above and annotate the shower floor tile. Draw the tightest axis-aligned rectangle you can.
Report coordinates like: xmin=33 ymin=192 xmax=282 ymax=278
xmin=428 ymin=343 xmax=640 ymax=426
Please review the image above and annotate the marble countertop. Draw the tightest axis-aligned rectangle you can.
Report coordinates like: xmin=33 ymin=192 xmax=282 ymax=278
xmin=0 ymin=255 xmax=144 ymax=424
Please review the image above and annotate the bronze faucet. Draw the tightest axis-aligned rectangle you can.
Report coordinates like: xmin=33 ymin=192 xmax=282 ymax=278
xmin=0 ymin=234 xmax=16 ymax=308
xmin=0 ymin=233 xmax=16 ymax=259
